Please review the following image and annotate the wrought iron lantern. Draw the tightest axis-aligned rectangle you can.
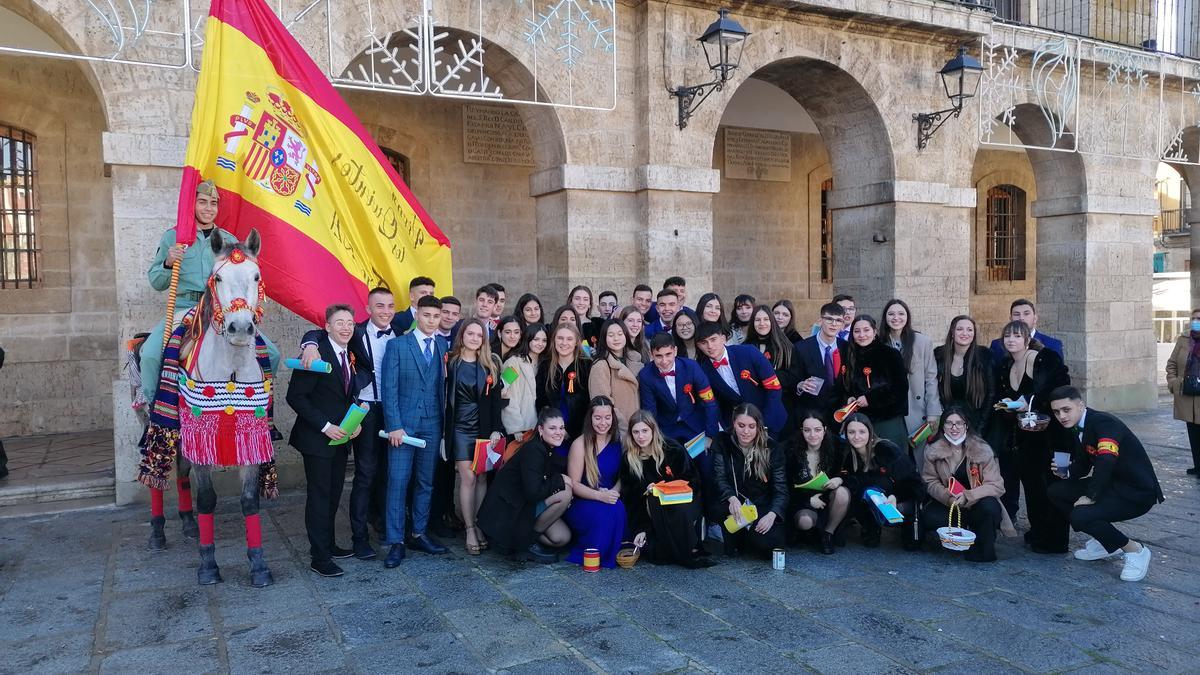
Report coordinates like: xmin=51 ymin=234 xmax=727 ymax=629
xmin=913 ymin=46 xmax=984 ymax=149
xmin=670 ymin=9 xmax=751 ymax=130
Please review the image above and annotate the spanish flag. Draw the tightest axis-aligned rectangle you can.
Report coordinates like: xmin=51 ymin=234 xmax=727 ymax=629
xmin=176 ymin=0 xmax=451 ymax=325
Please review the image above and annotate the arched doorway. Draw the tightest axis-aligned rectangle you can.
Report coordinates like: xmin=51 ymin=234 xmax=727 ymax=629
xmin=710 ymin=57 xmax=895 ymax=319
xmin=337 ymin=27 xmax=566 ymax=304
xmin=0 ymin=4 xmax=116 ymax=500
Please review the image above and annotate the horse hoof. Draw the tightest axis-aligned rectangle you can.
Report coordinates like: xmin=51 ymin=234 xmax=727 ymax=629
xmin=246 ymin=547 xmax=273 ymax=587
xmin=147 ymin=516 xmax=167 ymax=551
xmin=197 ymin=568 xmax=223 ymax=585
xmin=179 ymin=511 xmax=199 ymax=540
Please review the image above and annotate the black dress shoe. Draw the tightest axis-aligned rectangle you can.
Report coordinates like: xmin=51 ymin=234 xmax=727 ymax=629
xmin=520 ymin=543 xmax=558 ymax=564
xmin=1029 ymin=543 xmax=1068 ymax=555
xmin=1187 ymin=467 xmax=1199 ymax=476
xmin=407 ymin=534 xmax=448 ymax=555
xmin=310 ymin=560 xmax=344 ymax=577
xmin=384 ymin=544 xmax=406 ymax=568
xmin=820 ymin=531 xmax=835 ymax=555
xmin=330 ymin=545 xmax=355 ymax=559
xmin=353 ymin=541 xmax=377 ymax=560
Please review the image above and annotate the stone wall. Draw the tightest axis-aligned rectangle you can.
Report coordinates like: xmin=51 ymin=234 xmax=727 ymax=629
xmin=712 ymin=129 xmax=831 ymax=316
xmin=0 ymin=55 xmax=115 ymax=437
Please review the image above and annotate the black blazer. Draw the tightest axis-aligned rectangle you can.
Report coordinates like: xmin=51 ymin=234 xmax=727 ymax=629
xmin=477 ymin=435 xmax=565 ymax=551
xmin=838 ymin=439 xmax=923 ymax=502
xmin=1048 ymin=409 xmax=1164 ymax=506
xmin=535 ymin=358 xmax=593 ymax=439
xmin=443 ymin=355 xmax=508 ymax=441
xmin=793 ymin=336 xmax=845 ymax=418
xmin=286 ymin=339 xmax=358 ymax=458
xmin=619 ymin=439 xmax=701 ymax=537
xmin=300 ymin=320 xmax=383 ymax=397
xmin=711 ymin=433 xmax=788 ymax=520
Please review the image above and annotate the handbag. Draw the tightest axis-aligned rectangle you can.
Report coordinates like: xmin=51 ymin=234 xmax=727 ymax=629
xmin=1183 ymin=375 xmax=1200 ymax=396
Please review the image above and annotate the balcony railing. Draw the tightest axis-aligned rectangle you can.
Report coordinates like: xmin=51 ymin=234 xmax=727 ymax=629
xmin=1156 ymin=209 xmax=1190 ymax=236
xmin=946 ymin=0 xmax=1199 ymax=59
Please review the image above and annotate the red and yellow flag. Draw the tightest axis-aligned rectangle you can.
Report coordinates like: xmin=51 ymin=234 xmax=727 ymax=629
xmin=176 ymin=0 xmax=451 ymax=325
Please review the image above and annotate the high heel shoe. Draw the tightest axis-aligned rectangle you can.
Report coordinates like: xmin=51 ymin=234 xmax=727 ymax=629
xmin=464 ymin=525 xmax=482 ymax=556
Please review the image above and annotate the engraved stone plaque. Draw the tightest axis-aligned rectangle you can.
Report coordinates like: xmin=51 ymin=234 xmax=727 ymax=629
xmin=724 ymin=127 xmax=791 ymax=182
xmin=463 ymin=104 xmax=535 ymax=167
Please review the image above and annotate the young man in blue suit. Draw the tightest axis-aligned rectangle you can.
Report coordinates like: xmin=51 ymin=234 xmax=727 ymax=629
xmin=380 ymin=295 xmax=450 ymax=568
xmin=694 ymin=322 xmax=786 ymax=437
xmin=794 ymin=302 xmax=848 ymax=421
xmin=990 ymin=298 xmax=1064 ymax=360
xmin=644 ymin=288 xmax=681 ymax=339
xmin=638 ymin=333 xmax=720 ymax=466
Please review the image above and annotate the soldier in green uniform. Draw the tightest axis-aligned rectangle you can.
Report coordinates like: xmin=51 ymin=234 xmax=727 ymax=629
xmin=140 ymin=180 xmax=280 ymax=403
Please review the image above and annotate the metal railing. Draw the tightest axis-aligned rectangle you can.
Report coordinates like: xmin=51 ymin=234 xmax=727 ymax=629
xmin=1155 ymin=209 xmax=1190 ymax=236
xmin=947 ymin=0 xmax=1200 ymax=59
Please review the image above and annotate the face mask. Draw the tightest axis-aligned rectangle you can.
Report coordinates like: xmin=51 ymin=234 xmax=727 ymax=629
xmin=1191 ymin=320 xmax=1200 ymax=333
xmin=946 ymin=432 xmax=966 ymax=446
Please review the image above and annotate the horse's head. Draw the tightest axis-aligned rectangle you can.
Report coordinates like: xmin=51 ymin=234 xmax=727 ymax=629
xmin=207 ymin=229 xmax=264 ymax=347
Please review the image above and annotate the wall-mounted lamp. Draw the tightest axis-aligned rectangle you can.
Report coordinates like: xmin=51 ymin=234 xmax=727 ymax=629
xmin=669 ymin=9 xmax=751 ymax=130
xmin=912 ymin=46 xmax=984 ymax=150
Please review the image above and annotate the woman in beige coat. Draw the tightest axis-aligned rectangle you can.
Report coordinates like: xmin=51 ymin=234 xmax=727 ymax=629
xmin=921 ymin=405 xmax=1016 ymax=562
xmin=1165 ymin=308 xmax=1200 ymax=476
xmin=588 ymin=319 xmax=643 ymax=432
xmin=882 ymin=299 xmax=942 ymax=465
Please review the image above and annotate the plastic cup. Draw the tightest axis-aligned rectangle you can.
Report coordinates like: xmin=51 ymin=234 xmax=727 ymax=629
xmin=1053 ymin=451 xmax=1070 ymax=478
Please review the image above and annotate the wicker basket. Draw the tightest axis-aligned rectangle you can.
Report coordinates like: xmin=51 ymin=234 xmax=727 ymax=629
xmin=616 ymin=543 xmax=641 ymax=569
xmin=937 ymin=502 xmax=977 ymax=552
xmin=1017 ymin=412 xmax=1050 ymax=432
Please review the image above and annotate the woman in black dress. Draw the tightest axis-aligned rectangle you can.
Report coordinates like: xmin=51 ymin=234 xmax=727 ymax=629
xmin=839 ymin=412 xmax=924 ymax=550
xmin=743 ymin=304 xmax=802 ymax=439
xmin=445 ymin=319 xmax=507 ymax=555
xmin=712 ymin=403 xmax=788 ymax=557
xmin=994 ymin=320 xmax=1071 ymax=554
xmin=478 ymin=408 xmax=574 ymax=563
xmin=619 ymin=411 xmax=714 ymax=568
xmin=789 ymin=411 xmax=851 ymax=554
xmin=536 ymin=322 xmax=592 ymax=442
xmin=836 ymin=315 xmax=909 ymax=450
xmin=772 ymin=299 xmax=803 ymax=344
xmin=934 ymin=315 xmax=996 ymax=436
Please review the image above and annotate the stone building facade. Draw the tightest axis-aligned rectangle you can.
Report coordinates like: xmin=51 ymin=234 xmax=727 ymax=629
xmin=1 ymin=0 xmax=1197 ymax=504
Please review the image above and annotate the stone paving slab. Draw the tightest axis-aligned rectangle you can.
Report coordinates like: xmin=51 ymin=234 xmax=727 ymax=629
xmin=1 ymin=406 xmax=1198 ymax=674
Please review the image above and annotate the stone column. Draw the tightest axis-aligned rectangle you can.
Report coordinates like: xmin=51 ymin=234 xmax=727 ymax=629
xmin=529 ymin=163 xmax=719 ymax=297
xmin=1032 ymin=157 xmax=1158 ymax=410
xmin=830 ymin=180 xmax=975 ymax=333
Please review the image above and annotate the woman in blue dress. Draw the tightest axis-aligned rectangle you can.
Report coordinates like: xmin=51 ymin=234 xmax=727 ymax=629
xmin=564 ymin=395 xmax=626 ymax=568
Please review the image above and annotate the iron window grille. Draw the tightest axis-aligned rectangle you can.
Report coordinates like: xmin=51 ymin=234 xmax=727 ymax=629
xmin=820 ymin=178 xmax=833 ymax=283
xmin=985 ymin=184 xmax=1027 ymax=282
xmin=1 ymin=124 xmax=38 ymax=288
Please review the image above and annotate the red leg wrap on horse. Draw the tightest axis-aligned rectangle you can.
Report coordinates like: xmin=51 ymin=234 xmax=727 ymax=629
xmin=176 ymin=477 xmax=193 ymax=513
xmin=198 ymin=513 xmax=215 ymax=546
xmin=150 ymin=488 xmax=164 ymax=518
xmin=244 ymin=514 xmax=262 ymax=548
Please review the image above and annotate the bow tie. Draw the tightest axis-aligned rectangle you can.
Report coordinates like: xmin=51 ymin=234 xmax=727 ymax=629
xmin=659 ymin=370 xmax=675 ymax=377
xmin=713 ymin=357 xmax=729 ymax=368
xmin=1073 ymin=425 xmax=1083 ymax=434
xmin=376 ymin=328 xmax=393 ymax=338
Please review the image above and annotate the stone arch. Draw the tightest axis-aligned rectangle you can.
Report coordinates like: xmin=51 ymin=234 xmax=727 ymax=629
xmin=337 ymin=26 xmax=568 ymax=298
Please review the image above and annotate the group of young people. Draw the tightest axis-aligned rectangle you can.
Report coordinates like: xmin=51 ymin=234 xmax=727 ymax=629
xmin=285 ymin=277 xmax=1165 ymax=582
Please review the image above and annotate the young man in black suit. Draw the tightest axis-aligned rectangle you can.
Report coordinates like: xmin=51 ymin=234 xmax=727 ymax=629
xmin=287 ymin=304 xmax=365 ymax=577
xmin=793 ymin=302 xmax=847 ymax=420
xmin=393 ymin=276 xmax=436 ymax=334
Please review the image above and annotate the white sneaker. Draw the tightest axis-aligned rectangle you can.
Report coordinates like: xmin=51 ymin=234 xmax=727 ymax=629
xmin=1120 ymin=545 xmax=1151 ymax=582
xmin=1073 ymin=538 xmax=1124 ymax=561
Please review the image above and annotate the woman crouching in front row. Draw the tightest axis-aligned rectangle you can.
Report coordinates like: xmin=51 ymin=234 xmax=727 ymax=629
xmin=839 ymin=412 xmax=924 ymax=550
xmin=920 ymin=405 xmax=1016 ymax=562
xmin=712 ymin=403 xmax=788 ymax=557
xmin=619 ymin=411 xmax=715 ymax=568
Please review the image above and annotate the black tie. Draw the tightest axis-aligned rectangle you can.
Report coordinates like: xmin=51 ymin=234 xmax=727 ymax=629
xmin=376 ymin=328 xmax=393 ymax=338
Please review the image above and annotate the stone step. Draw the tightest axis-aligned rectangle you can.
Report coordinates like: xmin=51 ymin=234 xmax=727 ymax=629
xmin=0 ymin=495 xmax=117 ymax=519
xmin=0 ymin=474 xmax=116 ymax=509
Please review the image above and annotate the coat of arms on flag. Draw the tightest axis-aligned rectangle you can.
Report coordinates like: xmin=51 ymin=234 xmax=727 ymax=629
xmin=219 ymin=88 xmax=322 ymax=216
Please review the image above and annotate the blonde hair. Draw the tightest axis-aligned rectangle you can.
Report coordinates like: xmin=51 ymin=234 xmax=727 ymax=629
xmin=732 ymin=403 xmax=770 ymax=483
xmin=449 ymin=318 xmax=500 ymax=381
xmin=623 ymin=410 xmax=665 ymax=482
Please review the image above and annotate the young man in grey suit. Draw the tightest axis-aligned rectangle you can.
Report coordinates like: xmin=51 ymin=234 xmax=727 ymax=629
xmin=380 ymin=295 xmax=449 ymax=567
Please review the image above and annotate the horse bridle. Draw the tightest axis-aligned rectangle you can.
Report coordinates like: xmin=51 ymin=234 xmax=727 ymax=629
xmin=206 ymin=248 xmax=266 ymax=334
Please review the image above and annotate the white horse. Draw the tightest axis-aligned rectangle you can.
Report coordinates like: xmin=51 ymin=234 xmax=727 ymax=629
xmin=139 ymin=229 xmax=276 ymax=587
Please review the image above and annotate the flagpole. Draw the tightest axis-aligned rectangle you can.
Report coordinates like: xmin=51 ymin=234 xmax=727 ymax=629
xmin=162 ymin=245 xmax=184 ymax=349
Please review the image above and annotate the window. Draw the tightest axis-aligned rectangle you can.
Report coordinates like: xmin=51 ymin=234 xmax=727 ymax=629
xmin=381 ymin=147 xmax=411 ymax=186
xmin=1 ymin=124 xmax=38 ymax=288
xmin=985 ymin=184 xmax=1027 ymax=282
xmin=820 ymin=177 xmax=833 ymax=283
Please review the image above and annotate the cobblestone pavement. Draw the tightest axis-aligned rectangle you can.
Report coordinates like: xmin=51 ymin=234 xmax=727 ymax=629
xmin=2 ymin=403 xmax=1198 ymax=674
